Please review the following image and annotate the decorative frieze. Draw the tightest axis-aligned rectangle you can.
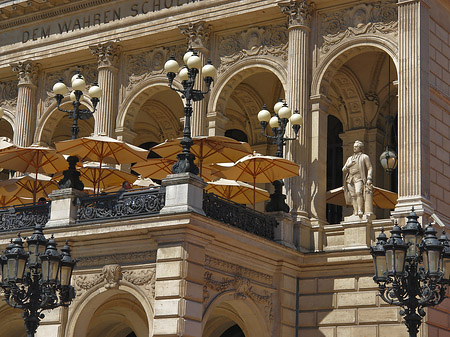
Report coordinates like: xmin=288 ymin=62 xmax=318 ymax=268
xmin=76 ymin=250 xmax=157 ymax=267
xmin=217 ymin=24 xmax=288 ymax=74
xmin=205 ymin=256 xmax=272 ymax=284
xmin=279 ymin=0 xmax=313 ymax=28
xmin=125 ymin=45 xmax=185 ymax=93
xmin=0 ymin=79 xmax=18 ymax=107
xmin=319 ymin=1 xmax=398 ymax=54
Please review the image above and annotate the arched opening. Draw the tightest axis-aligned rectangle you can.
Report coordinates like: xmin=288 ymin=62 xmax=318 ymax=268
xmin=0 ymin=304 xmax=26 ymax=337
xmin=0 ymin=118 xmax=13 ymax=141
xmin=220 ymin=324 xmax=245 ymax=337
xmin=321 ymin=48 xmax=398 ymax=220
xmin=225 ymin=129 xmax=248 ymax=143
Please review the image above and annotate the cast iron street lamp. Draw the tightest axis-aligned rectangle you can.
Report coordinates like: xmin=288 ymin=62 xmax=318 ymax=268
xmin=53 ymin=70 xmax=102 ymax=139
xmin=0 ymin=223 xmax=77 ymax=337
xmin=257 ymin=100 xmax=303 ymax=212
xmin=164 ymin=48 xmax=216 ymax=175
xmin=370 ymin=209 xmax=450 ymax=337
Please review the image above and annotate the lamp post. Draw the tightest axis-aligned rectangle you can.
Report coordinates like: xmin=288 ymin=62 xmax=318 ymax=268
xmin=370 ymin=209 xmax=450 ymax=337
xmin=53 ymin=70 xmax=102 ymax=139
xmin=0 ymin=223 xmax=77 ymax=337
xmin=257 ymin=99 xmax=303 ymax=212
xmin=163 ymin=48 xmax=216 ymax=175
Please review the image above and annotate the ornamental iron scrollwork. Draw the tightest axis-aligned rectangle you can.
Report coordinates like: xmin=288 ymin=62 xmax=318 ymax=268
xmin=0 ymin=202 xmax=50 ymax=232
xmin=203 ymin=192 xmax=278 ymax=240
xmin=77 ymin=187 xmax=165 ymax=223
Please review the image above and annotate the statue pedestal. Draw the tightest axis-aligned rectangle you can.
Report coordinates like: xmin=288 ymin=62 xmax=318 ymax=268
xmin=341 ymin=213 xmax=375 ymax=248
xmin=47 ymin=188 xmax=87 ymax=228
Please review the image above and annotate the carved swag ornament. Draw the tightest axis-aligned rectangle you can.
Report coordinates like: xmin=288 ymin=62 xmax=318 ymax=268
xmin=319 ymin=1 xmax=398 ymax=54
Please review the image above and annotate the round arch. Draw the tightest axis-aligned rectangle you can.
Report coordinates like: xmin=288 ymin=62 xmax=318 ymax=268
xmin=0 ymin=303 xmax=25 ymax=337
xmin=311 ymin=36 xmax=398 ymax=97
xmin=117 ymin=75 xmax=184 ymax=133
xmin=66 ymin=282 xmax=153 ymax=337
xmin=0 ymin=108 xmax=14 ymax=140
xmin=202 ymin=291 xmax=270 ymax=337
xmin=208 ymin=56 xmax=287 ymax=115
xmin=36 ymin=96 xmax=95 ymax=146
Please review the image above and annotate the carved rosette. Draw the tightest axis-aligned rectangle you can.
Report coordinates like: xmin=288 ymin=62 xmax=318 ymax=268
xmin=10 ymin=60 xmax=40 ymax=86
xmin=217 ymin=24 xmax=288 ymax=74
xmin=179 ymin=21 xmax=211 ymax=51
xmin=319 ymin=1 xmax=398 ymax=55
xmin=90 ymin=41 xmax=122 ymax=69
xmin=279 ymin=0 xmax=313 ymax=29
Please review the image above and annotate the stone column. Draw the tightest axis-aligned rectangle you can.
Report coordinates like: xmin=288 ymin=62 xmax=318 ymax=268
xmin=279 ymin=0 xmax=313 ymax=220
xmin=393 ymin=0 xmax=432 ymax=221
xmin=90 ymin=41 xmax=122 ymax=138
xmin=179 ymin=21 xmax=211 ymax=137
xmin=309 ymin=94 xmax=330 ymax=226
xmin=206 ymin=110 xmax=228 ymax=136
xmin=10 ymin=60 xmax=40 ymax=147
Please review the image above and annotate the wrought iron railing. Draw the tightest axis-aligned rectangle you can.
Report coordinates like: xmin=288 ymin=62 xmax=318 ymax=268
xmin=0 ymin=202 xmax=51 ymax=232
xmin=203 ymin=192 xmax=278 ymax=240
xmin=77 ymin=187 xmax=165 ymax=223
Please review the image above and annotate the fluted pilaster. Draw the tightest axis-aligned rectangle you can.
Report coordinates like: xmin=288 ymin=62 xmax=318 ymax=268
xmin=10 ymin=60 xmax=40 ymax=147
xmin=90 ymin=41 xmax=122 ymax=138
xmin=179 ymin=21 xmax=211 ymax=137
xmin=394 ymin=0 xmax=432 ymax=218
xmin=279 ymin=0 xmax=313 ymax=218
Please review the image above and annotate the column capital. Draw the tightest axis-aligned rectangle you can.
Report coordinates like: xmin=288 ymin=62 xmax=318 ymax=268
xmin=279 ymin=0 xmax=314 ymax=29
xmin=90 ymin=41 xmax=122 ymax=69
xmin=179 ymin=21 xmax=212 ymax=53
xmin=10 ymin=60 xmax=40 ymax=86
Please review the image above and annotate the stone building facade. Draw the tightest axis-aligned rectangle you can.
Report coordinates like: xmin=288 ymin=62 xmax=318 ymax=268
xmin=0 ymin=0 xmax=449 ymax=336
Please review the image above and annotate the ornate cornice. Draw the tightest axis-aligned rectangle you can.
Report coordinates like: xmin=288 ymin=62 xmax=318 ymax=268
xmin=10 ymin=60 xmax=40 ymax=85
xmin=76 ymin=250 xmax=156 ymax=267
xmin=90 ymin=41 xmax=122 ymax=69
xmin=279 ymin=0 xmax=314 ymax=29
xmin=179 ymin=21 xmax=211 ymax=52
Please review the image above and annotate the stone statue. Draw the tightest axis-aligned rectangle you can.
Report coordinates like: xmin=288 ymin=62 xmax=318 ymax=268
xmin=342 ymin=140 xmax=373 ymax=217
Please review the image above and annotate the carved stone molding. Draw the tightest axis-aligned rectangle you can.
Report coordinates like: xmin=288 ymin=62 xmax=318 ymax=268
xmin=43 ymin=64 xmax=98 ymax=109
xmin=10 ymin=60 xmax=40 ymax=85
xmin=205 ymin=256 xmax=272 ymax=285
xmin=125 ymin=44 xmax=185 ymax=93
xmin=0 ymin=79 xmax=18 ymax=107
xmin=179 ymin=21 xmax=211 ymax=52
xmin=203 ymin=271 xmax=274 ymax=321
xmin=279 ymin=0 xmax=313 ymax=28
xmin=319 ymin=1 xmax=398 ymax=54
xmin=123 ymin=268 xmax=155 ymax=298
xmin=76 ymin=250 xmax=156 ymax=267
xmin=217 ymin=24 xmax=288 ymax=74
xmin=90 ymin=41 xmax=122 ymax=69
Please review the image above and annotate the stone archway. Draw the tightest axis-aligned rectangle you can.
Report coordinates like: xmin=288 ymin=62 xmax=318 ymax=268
xmin=0 ymin=108 xmax=14 ymax=141
xmin=202 ymin=292 xmax=270 ymax=337
xmin=0 ymin=303 xmax=26 ymax=337
xmin=66 ymin=283 xmax=153 ymax=337
xmin=117 ymin=75 xmax=184 ymax=145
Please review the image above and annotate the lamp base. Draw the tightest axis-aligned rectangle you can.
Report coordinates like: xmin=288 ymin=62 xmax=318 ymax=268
xmin=265 ymin=180 xmax=289 ymax=213
xmin=172 ymin=152 xmax=199 ymax=175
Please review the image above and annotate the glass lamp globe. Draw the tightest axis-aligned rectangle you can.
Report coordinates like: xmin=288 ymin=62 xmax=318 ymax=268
xmin=164 ymin=58 xmax=179 ymax=73
xmin=269 ymin=116 xmax=279 ymax=128
xmin=278 ymin=105 xmax=292 ymax=119
xmin=71 ymin=73 xmax=84 ymax=84
xmin=72 ymin=77 xmax=86 ymax=91
xmin=202 ymin=63 xmax=217 ymax=79
xmin=183 ymin=50 xmax=194 ymax=64
xmin=53 ymin=81 xmax=67 ymax=96
xmin=274 ymin=100 xmax=284 ymax=114
xmin=187 ymin=54 xmax=202 ymax=70
xmin=88 ymin=84 xmax=102 ymax=98
xmin=380 ymin=148 xmax=398 ymax=172
xmin=290 ymin=112 xmax=303 ymax=126
xmin=257 ymin=106 xmax=271 ymax=123
xmin=179 ymin=67 xmax=189 ymax=81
